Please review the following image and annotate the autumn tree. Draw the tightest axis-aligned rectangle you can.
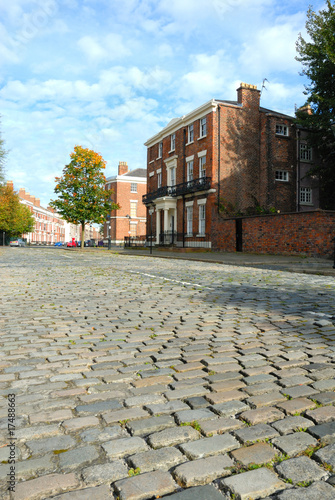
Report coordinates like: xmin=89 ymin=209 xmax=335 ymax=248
xmin=50 ymin=146 xmax=119 ymax=249
xmin=0 ymin=184 xmax=35 ymax=239
xmin=296 ymin=0 xmax=335 ymax=209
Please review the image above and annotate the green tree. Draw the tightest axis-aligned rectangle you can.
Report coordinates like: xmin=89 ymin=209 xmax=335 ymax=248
xmin=295 ymin=0 xmax=335 ymax=209
xmin=50 ymin=145 xmax=119 ymax=248
xmin=0 ymin=184 xmax=35 ymax=239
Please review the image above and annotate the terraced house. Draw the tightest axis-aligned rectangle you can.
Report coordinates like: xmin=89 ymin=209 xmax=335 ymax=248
xmin=143 ymin=83 xmax=319 ymax=248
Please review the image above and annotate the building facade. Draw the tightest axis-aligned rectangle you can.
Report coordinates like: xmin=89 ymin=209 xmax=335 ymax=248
xmin=15 ymin=185 xmax=66 ymax=244
xmin=143 ymin=83 xmax=320 ymax=247
xmin=104 ymin=162 xmax=147 ymax=244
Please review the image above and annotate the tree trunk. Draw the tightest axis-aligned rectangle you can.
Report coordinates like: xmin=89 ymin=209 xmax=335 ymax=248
xmin=81 ymin=222 xmax=85 ymax=249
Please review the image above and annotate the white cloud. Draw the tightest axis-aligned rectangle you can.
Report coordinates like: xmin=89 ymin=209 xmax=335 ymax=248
xmin=238 ymin=14 xmax=306 ymax=76
xmin=77 ymin=33 xmax=131 ymax=63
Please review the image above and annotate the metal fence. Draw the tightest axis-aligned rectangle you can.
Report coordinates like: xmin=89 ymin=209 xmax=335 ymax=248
xmin=124 ymin=235 xmax=147 ymax=247
xmin=124 ymin=232 xmax=211 ymax=249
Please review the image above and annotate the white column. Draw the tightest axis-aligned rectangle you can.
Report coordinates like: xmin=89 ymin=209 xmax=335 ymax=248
xmin=156 ymin=209 xmax=161 ymax=244
xmin=164 ymin=209 xmax=169 ymax=233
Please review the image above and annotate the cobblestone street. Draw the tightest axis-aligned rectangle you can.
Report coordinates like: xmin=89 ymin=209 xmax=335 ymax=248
xmin=1 ymin=247 xmax=335 ymax=500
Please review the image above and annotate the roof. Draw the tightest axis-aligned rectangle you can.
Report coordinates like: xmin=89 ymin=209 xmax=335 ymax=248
xmin=145 ymin=97 xmax=295 ymax=147
xmin=124 ymin=168 xmax=147 ymax=178
xmin=106 ymin=168 xmax=147 ymax=182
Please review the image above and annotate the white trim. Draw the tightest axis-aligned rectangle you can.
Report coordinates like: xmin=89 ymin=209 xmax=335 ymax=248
xmin=185 ymin=141 xmax=194 ymax=146
xmin=197 ymin=135 xmax=207 ymax=140
xmin=186 ymin=155 xmax=194 ymax=162
xmin=149 ymin=171 xmax=154 ymax=177
xmin=156 ymin=168 xmax=162 ymax=174
xmin=197 ymin=198 xmax=207 ymax=205
xmin=164 ymin=156 xmax=178 ymax=168
xmin=198 ymin=150 xmax=207 ymax=158
xmin=185 ymin=200 xmax=194 ymax=207
xmin=130 ymin=220 xmax=138 ymax=225
xmin=144 ymin=100 xmax=218 ymax=147
xmin=106 ymin=176 xmax=147 ymax=183
xmin=130 ymin=199 xmax=138 ymax=203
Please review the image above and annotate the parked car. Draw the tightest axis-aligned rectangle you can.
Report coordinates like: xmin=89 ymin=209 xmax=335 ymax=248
xmin=67 ymin=239 xmax=77 ymax=247
xmin=54 ymin=242 xmax=63 ymax=246
xmin=10 ymin=238 xmax=26 ymax=247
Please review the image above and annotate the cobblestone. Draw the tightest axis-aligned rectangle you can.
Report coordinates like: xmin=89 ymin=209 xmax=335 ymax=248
xmin=1 ymin=249 xmax=335 ymax=499
xmin=113 ymin=470 xmax=177 ymax=499
xmin=275 ymin=455 xmax=329 ymax=484
xmin=221 ymin=467 xmax=288 ymax=499
xmin=173 ymin=455 xmax=233 ymax=487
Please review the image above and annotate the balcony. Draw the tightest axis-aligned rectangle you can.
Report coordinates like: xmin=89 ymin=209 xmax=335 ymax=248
xmin=143 ymin=176 xmax=211 ymax=204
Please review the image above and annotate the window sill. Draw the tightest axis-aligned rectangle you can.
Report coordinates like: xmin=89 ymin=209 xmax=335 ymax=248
xmin=275 ymin=179 xmax=289 ymax=182
xmin=275 ymin=134 xmax=289 ymax=139
xmin=185 ymin=234 xmax=193 ymax=237
xmin=168 ymin=149 xmax=175 ymax=154
xmin=197 ymin=135 xmax=207 ymax=140
xmin=300 ymin=202 xmax=313 ymax=206
xmin=156 ymin=157 xmax=162 ymax=160
xmin=149 ymin=160 xmax=155 ymax=164
xmin=185 ymin=141 xmax=194 ymax=146
xmin=196 ymin=233 xmax=206 ymax=237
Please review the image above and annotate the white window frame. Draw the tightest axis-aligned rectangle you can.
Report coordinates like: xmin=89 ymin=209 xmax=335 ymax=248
xmin=275 ymin=170 xmax=289 ymax=182
xmin=157 ymin=171 xmax=162 ymax=188
xmin=188 ymin=124 xmax=194 ymax=143
xmin=130 ymin=183 xmax=137 ymax=193
xmin=170 ymin=133 xmax=176 ymax=151
xmin=158 ymin=141 xmax=163 ymax=158
xmin=199 ymin=117 xmax=207 ymax=138
xmin=199 ymin=155 xmax=206 ymax=178
xmin=170 ymin=166 xmax=176 ymax=186
xmin=130 ymin=201 xmax=137 ymax=218
xmin=300 ymin=143 xmax=312 ymax=162
xmin=276 ymin=124 xmax=289 ymax=136
xmin=300 ymin=187 xmax=312 ymax=204
xmin=186 ymin=206 xmax=193 ymax=236
xmin=187 ymin=160 xmax=194 ymax=183
xmin=198 ymin=204 xmax=206 ymax=235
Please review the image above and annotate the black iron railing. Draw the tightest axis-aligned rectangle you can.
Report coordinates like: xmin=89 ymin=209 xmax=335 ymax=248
xmin=143 ymin=177 xmax=211 ymax=204
xmin=157 ymin=231 xmax=211 ymax=248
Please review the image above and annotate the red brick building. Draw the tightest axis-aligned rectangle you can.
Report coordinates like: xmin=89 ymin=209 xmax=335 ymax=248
xmin=143 ymin=83 xmax=319 ymax=248
xmin=104 ymin=162 xmax=147 ymax=244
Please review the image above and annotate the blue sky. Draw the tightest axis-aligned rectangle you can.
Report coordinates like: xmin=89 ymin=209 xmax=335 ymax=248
xmin=0 ymin=0 xmax=325 ymax=207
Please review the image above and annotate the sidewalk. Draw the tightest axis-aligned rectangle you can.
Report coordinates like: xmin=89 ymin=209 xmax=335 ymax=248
xmin=119 ymin=247 xmax=335 ymax=276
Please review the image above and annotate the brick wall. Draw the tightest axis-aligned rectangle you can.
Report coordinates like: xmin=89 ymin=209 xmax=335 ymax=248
xmin=212 ymin=210 xmax=335 ymax=258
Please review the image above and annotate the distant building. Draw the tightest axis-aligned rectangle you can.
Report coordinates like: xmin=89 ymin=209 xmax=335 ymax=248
xmin=13 ymin=183 xmax=66 ymax=244
xmin=104 ymin=162 xmax=147 ymax=244
xmin=7 ymin=181 xmax=100 ymax=244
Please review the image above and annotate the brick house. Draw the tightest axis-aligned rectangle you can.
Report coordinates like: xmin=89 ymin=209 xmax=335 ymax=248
xmin=10 ymin=183 xmax=66 ymax=244
xmin=105 ymin=162 xmax=147 ymax=244
xmin=143 ymin=83 xmax=320 ymax=247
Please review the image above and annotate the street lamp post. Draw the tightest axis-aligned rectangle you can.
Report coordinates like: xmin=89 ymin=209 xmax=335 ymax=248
xmin=125 ymin=215 xmax=131 ymax=246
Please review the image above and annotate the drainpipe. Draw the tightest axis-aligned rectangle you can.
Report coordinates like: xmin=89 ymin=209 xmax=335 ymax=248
xmin=217 ymin=105 xmax=221 ymax=213
xmin=297 ymin=127 xmax=301 ymax=212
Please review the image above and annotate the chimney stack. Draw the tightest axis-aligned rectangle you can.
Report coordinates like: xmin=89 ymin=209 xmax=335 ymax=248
xmin=118 ymin=161 xmax=128 ymax=176
xmin=237 ymin=82 xmax=260 ymax=109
